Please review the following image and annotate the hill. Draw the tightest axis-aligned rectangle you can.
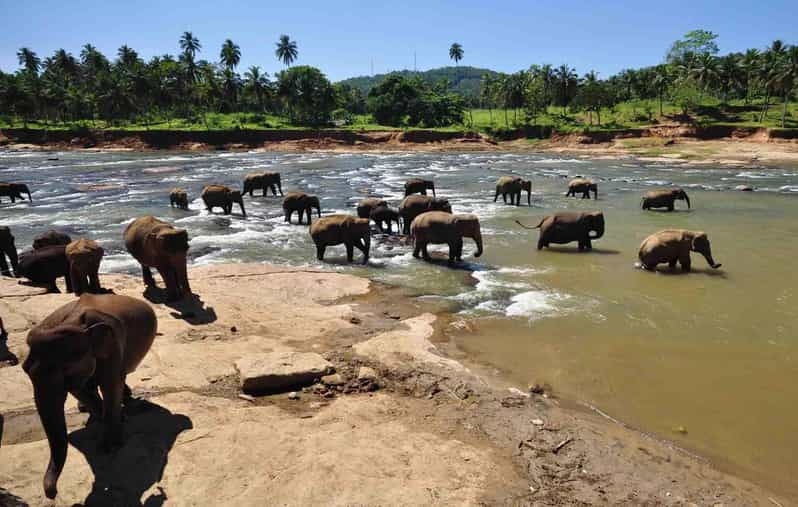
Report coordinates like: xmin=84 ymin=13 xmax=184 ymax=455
xmin=338 ymin=66 xmax=499 ymax=101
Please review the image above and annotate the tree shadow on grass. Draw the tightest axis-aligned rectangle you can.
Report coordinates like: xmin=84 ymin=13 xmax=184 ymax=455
xmin=143 ymin=288 xmax=217 ymax=325
xmin=69 ymin=399 xmax=192 ymax=507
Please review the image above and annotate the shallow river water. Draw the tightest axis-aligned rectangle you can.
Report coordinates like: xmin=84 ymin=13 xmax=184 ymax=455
xmin=2 ymin=149 xmax=797 ymax=497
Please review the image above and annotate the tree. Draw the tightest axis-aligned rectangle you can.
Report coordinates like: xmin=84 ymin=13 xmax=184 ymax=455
xmin=760 ymin=40 xmax=786 ymax=122
xmin=276 ymin=65 xmax=335 ymax=125
xmin=367 ymin=74 xmax=421 ymax=126
xmin=244 ymin=66 xmax=270 ymax=112
xmin=275 ymin=35 xmax=298 ymax=67
xmin=179 ymin=32 xmax=201 ymax=60
xmin=774 ymin=45 xmax=798 ymax=127
xmin=220 ymin=39 xmax=241 ymax=70
xmin=553 ymin=64 xmax=577 ymax=115
xmin=669 ymin=80 xmax=702 ymax=117
xmin=651 ymin=65 xmax=671 ymax=116
xmin=523 ymin=76 xmax=547 ymax=125
xmin=449 ymin=43 xmax=464 ymax=66
xmin=689 ymin=53 xmax=719 ymax=101
xmin=17 ymin=47 xmax=41 ymax=75
xmin=667 ymin=29 xmax=719 ymax=63
xmin=572 ymin=71 xmax=612 ymax=126
xmin=740 ymin=49 xmax=760 ymax=104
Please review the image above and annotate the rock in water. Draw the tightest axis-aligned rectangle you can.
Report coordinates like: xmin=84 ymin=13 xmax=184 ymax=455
xmin=235 ymin=352 xmax=334 ymax=394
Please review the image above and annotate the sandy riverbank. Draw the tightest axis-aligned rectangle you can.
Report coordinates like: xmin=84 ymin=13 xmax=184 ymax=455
xmin=0 ymin=264 xmax=787 ymax=505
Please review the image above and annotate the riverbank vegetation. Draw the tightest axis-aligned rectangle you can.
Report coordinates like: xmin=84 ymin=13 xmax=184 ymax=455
xmin=1 ymin=30 xmax=796 ymax=133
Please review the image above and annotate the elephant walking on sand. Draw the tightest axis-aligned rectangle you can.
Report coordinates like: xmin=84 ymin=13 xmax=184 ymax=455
xmin=638 ymin=229 xmax=722 ymax=272
xmin=494 ymin=176 xmax=532 ymax=206
xmin=404 ymin=178 xmax=436 ymax=197
xmin=566 ymin=178 xmax=598 ymax=199
xmin=23 ymin=294 xmax=157 ymax=499
xmin=310 ymin=215 xmax=371 ymax=263
xmin=243 ymin=172 xmax=283 ymax=197
xmin=411 ymin=211 xmax=483 ymax=266
xmin=65 ymin=239 xmax=104 ymax=295
xmin=516 ymin=211 xmax=605 ymax=251
xmin=0 ymin=182 xmax=32 ymax=203
xmin=0 ymin=226 xmax=19 ymax=277
xmin=170 ymin=188 xmax=189 ymax=210
xmin=124 ymin=216 xmax=191 ymax=301
xmin=201 ymin=185 xmax=246 ymax=216
xmin=283 ymin=192 xmax=321 ymax=225
xmin=399 ymin=195 xmax=452 ymax=235
xmin=641 ymin=188 xmax=690 ymax=211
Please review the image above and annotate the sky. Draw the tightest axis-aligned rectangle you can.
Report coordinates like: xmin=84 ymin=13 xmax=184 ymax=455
xmin=0 ymin=0 xmax=796 ymax=81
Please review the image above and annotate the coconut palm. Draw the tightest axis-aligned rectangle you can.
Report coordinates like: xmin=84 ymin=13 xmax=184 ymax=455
xmin=759 ymin=40 xmax=787 ymax=122
xmin=774 ymin=46 xmax=798 ymax=127
xmin=740 ymin=49 xmax=760 ymax=104
xmin=449 ymin=43 xmax=464 ymax=66
xmin=16 ymin=47 xmax=40 ymax=75
xmin=689 ymin=53 xmax=719 ymax=100
xmin=275 ymin=35 xmax=298 ymax=67
xmin=554 ymin=64 xmax=577 ymax=114
xmin=220 ymin=39 xmax=241 ymax=70
xmin=179 ymin=32 xmax=201 ymax=60
xmin=652 ymin=65 xmax=670 ymax=116
xmin=245 ymin=65 xmax=269 ymax=111
xmin=117 ymin=45 xmax=140 ymax=69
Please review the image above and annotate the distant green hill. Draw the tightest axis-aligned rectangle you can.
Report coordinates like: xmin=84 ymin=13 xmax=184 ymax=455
xmin=338 ymin=66 xmax=500 ymax=100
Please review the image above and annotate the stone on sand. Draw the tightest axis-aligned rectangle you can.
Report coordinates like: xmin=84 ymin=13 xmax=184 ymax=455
xmin=235 ymin=352 xmax=334 ymax=394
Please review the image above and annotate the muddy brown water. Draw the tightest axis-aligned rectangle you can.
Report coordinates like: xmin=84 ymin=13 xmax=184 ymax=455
xmin=1 ymin=149 xmax=797 ymax=498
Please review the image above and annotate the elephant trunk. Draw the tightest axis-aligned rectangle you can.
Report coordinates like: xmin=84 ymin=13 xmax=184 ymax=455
xmin=27 ymin=189 xmax=32 ymax=202
xmin=315 ymin=205 xmax=322 ymax=218
xmin=589 ymin=219 xmax=605 ymax=240
xmin=473 ymin=231 xmax=483 ymax=257
xmin=362 ymin=234 xmax=371 ymax=264
xmin=684 ymin=193 xmax=691 ymax=209
xmin=430 ymin=183 xmax=436 ymax=197
xmin=592 ymin=186 xmax=598 ymax=200
xmin=31 ymin=377 xmax=68 ymax=499
xmin=237 ymin=198 xmax=246 ymax=217
xmin=702 ymin=250 xmax=721 ymax=269
xmin=527 ymin=188 xmax=531 ymax=206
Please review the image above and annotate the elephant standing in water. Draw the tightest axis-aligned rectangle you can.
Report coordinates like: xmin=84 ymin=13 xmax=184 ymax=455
xmin=370 ymin=205 xmax=402 ymax=233
xmin=65 ymin=239 xmax=104 ymax=295
xmin=356 ymin=197 xmax=388 ymax=219
xmin=124 ymin=216 xmax=191 ymax=301
xmin=309 ymin=215 xmax=371 ymax=263
xmin=283 ymin=192 xmax=321 ymax=225
xmin=566 ymin=178 xmax=598 ymax=199
xmin=23 ymin=294 xmax=157 ymax=499
xmin=33 ymin=230 xmax=72 ymax=250
xmin=170 ymin=188 xmax=189 ymax=210
xmin=399 ymin=195 xmax=452 ymax=235
xmin=641 ymin=188 xmax=691 ymax=211
xmin=517 ymin=211 xmax=605 ymax=251
xmin=410 ymin=211 xmax=483 ymax=265
xmin=0 ymin=182 xmax=32 ymax=203
xmin=638 ymin=229 xmax=722 ymax=272
xmin=201 ymin=185 xmax=246 ymax=216
xmin=243 ymin=172 xmax=283 ymax=197
xmin=0 ymin=226 xmax=19 ymax=277
xmin=404 ymin=178 xmax=436 ymax=197
xmin=494 ymin=176 xmax=532 ymax=206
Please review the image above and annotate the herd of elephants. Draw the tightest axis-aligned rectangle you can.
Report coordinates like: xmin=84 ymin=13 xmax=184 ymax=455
xmin=0 ymin=170 xmax=722 ymax=500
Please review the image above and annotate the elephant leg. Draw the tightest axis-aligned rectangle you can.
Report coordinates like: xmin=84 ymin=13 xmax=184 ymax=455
xmin=584 ymin=238 xmax=592 ymax=251
xmin=316 ymin=244 xmax=326 ymax=261
xmin=70 ymin=381 xmax=102 ymax=417
xmin=46 ymin=280 xmax=59 ymax=293
xmin=668 ymin=203 xmax=674 ymax=211
xmin=679 ymin=253 xmax=692 ymax=273
xmin=422 ymin=243 xmax=432 ymax=261
xmin=502 ymin=193 xmax=507 ymax=204
xmin=98 ymin=372 xmax=124 ymax=451
xmin=142 ymin=266 xmax=156 ymax=287
xmin=413 ymin=241 xmax=421 ymax=258
xmin=64 ymin=272 xmax=73 ymax=294
xmin=69 ymin=266 xmax=83 ymax=295
xmin=284 ymin=210 xmax=291 ymax=223
xmin=668 ymin=259 xmax=678 ymax=270
xmin=537 ymin=238 xmax=546 ymax=250
xmin=89 ymin=271 xmax=101 ymax=293
xmin=271 ymin=185 xmax=278 ymax=196
xmin=0 ymin=255 xmax=9 ymax=276
xmin=157 ymin=266 xmax=178 ymax=300
xmin=345 ymin=242 xmax=355 ymax=262
xmin=515 ymin=192 xmax=522 ymax=206
xmin=493 ymin=190 xmax=499 ymax=202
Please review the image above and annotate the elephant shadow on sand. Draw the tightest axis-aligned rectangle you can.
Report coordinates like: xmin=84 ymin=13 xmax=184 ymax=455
xmin=69 ymin=399 xmax=192 ymax=507
xmin=143 ymin=288 xmax=217 ymax=325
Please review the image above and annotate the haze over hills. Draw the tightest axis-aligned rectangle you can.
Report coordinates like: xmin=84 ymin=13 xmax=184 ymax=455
xmin=338 ymin=66 xmax=500 ymax=100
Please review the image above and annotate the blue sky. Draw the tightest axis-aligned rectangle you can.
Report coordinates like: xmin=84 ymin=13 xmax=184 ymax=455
xmin=0 ymin=0 xmax=795 ymax=81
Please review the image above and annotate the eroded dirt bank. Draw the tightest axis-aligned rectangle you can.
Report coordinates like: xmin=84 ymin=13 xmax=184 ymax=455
xmin=0 ymin=264 xmax=787 ymax=506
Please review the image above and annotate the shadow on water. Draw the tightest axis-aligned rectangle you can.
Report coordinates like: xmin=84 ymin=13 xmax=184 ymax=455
xmin=636 ymin=264 xmax=728 ymax=278
xmin=143 ymin=288 xmax=217 ymax=325
xmin=542 ymin=246 xmax=621 ymax=255
xmin=69 ymin=399 xmax=192 ymax=507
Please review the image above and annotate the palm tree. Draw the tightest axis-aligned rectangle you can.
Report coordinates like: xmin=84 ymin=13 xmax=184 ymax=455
xmin=760 ymin=40 xmax=786 ymax=122
xmin=275 ymin=35 xmax=298 ymax=67
xmin=740 ymin=49 xmax=760 ymax=104
xmin=554 ymin=64 xmax=577 ymax=115
xmin=689 ymin=53 xmax=719 ymax=101
xmin=117 ymin=45 xmax=140 ymax=69
xmin=16 ymin=47 xmax=40 ymax=75
xmin=245 ymin=65 xmax=269 ymax=112
xmin=179 ymin=32 xmax=201 ymax=60
xmin=480 ymin=74 xmax=496 ymax=122
xmin=774 ymin=46 xmax=798 ymax=127
xmin=449 ymin=43 xmax=464 ymax=66
xmin=652 ymin=65 xmax=670 ymax=117
xmin=220 ymin=39 xmax=241 ymax=70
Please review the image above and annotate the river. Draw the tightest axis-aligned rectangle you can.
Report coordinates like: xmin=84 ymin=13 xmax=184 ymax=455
xmin=1 ymin=149 xmax=797 ymax=498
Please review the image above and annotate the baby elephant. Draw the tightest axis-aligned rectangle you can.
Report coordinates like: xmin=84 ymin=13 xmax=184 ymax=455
xmin=356 ymin=197 xmax=388 ymax=219
xmin=494 ymin=176 xmax=532 ymax=206
xmin=0 ymin=182 xmax=32 ymax=203
xmin=404 ymin=178 xmax=436 ymax=197
xmin=170 ymin=188 xmax=189 ymax=210
xmin=411 ymin=211 xmax=483 ymax=265
xmin=23 ymin=294 xmax=157 ymax=499
xmin=124 ymin=216 xmax=191 ymax=301
xmin=201 ymin=185 xmax=246 ymax=216
xmin=638 ymin=229 xmax=722 ymax=272
xmin=66 ymin=239 xmax=104 ymax=295
xmin=370 ymin=205 xmax=401 ymax=234
xmin=0 ymin=226 xmax=19 ymax=277
xmin=566 ymin=178 xmax=598 ymax=199
xmin=33 ymin=230 xmax=72 ymax=250
xmin=309 ymin=214 xmax=371 ymax=263
xmin=641 ymin=188 xmax=690 ymax=211
xmin=517 ymin=211 xmax=605 ymax=251
xmin=17 ymin=245 xmax=72 ymax=293
xmin=283 ymin=192 xmax=322 ymax=225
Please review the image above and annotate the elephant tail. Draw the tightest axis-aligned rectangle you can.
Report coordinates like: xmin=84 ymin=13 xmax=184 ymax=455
xmin=515 ymin=219 xmax=543 ymax=230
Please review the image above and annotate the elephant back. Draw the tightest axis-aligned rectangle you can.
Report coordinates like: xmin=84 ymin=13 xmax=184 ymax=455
xmin=66 ymin=239 xmax=104 ymax=263
xmin=18 ymin=245 xmax=68 ymax=281
xmin=33 ymin=230 xmax=72 ymax=250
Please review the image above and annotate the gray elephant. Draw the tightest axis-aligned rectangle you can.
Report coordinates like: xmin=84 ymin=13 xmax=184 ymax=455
xmin=201 ymin=184 xmax=246 ymax=216
xmin=124 ymin=216 xmax=191 ymax=301
xmin=17 ymin=245 xmax=73 ymax=293
xmin=494 ymin=176 xmax=532 ymax=206
xmin=641 ymin=188 xmax=690 ymax=211
xmin=370 ymin=205 xmax=401 ymax=234
xmin=309 ymin=214 xmax=371 ymax=263
xmin=65 ymin=239 xmax=104 ymax=295
xmin=516 ymin=211 xmax=605 ymax=251
xmin=170 ymin=188 xmax=189 ymax=210
xmin=356 ymin=197 xmax=388 ymax=219
xmin=283 ymin=192 xmax=321 ymax=225
xmin=0 ymin=226 xmax=19 ymax=277
xmin=638 ymin=229 xmax=722 ymax=272
xmin=566 ymin=178 xmax=598 ymax=199
xmin=243 ymin=172 xmax=283 ymax=197
xmin=410 ymin=211 xmax=483 ymax=265
xmin=0 ymin=182 xmax=32 ymax=203
xmin=33 ymin=230 xmax=73 ymax=250
xmin=404 ymin=178 xmax=436 ymax=197
xmin=398 ymin=195 xmax=452 ymax=235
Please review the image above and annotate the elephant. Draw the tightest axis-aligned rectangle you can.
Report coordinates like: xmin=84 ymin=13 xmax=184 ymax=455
xmin=370 ymin=205 xmax=402 ymax=234
xmin=410 ymin=212 xmax=483 ymax=265
xmin=398 ymin=195 xmax=452 ymax=235
xmin=33 ymin=230 xmax=72 ymax=250
xmin=201 ymin=185 xmax=246 ymax=216
xmin=494 ymin=176 xmax=532 ymax=206
xmin=243 ymin=172 xmax=283 ymax=197
xmin=516 ymin=211 xmax=605 ymax=251
xmin=124 ymin=216 xmax=191 ymax=301
xmin=566 ymin=178 xmax=598 ymax=199
xmin=283 ymin=192 xmax=321 ymax=225
xmin=356 ymin=197 xmax=388 ymax=219
xmin=404 ymin=178 xmax=436 ymax=197
xmin=309 ymin=214 xmax=371 ymax=264
xmin=0 ymin=182 xmax=32 ymax=203
xmin=65 ymin=239 xmax=104 ymax=295
xmin=170 ymin=188 xmax=189 ymax=210
xmin=17 ymin=246 xmax=73 ymax=293
xmin=22 ymin=293 xmax=157 ymax=499
xmin=638 ymin=229 xmax=722 ymax=272
xmin=0 ymin=317 xmax=18 ymax=365
xmin=0 ymin=226 xmax=19 ymax=277
xmin=641 ymin=188 xmax=691 ymax=211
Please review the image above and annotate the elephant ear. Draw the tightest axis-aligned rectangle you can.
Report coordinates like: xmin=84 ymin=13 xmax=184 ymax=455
xmin=85 ymin=322 xmax=115 ymax=359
